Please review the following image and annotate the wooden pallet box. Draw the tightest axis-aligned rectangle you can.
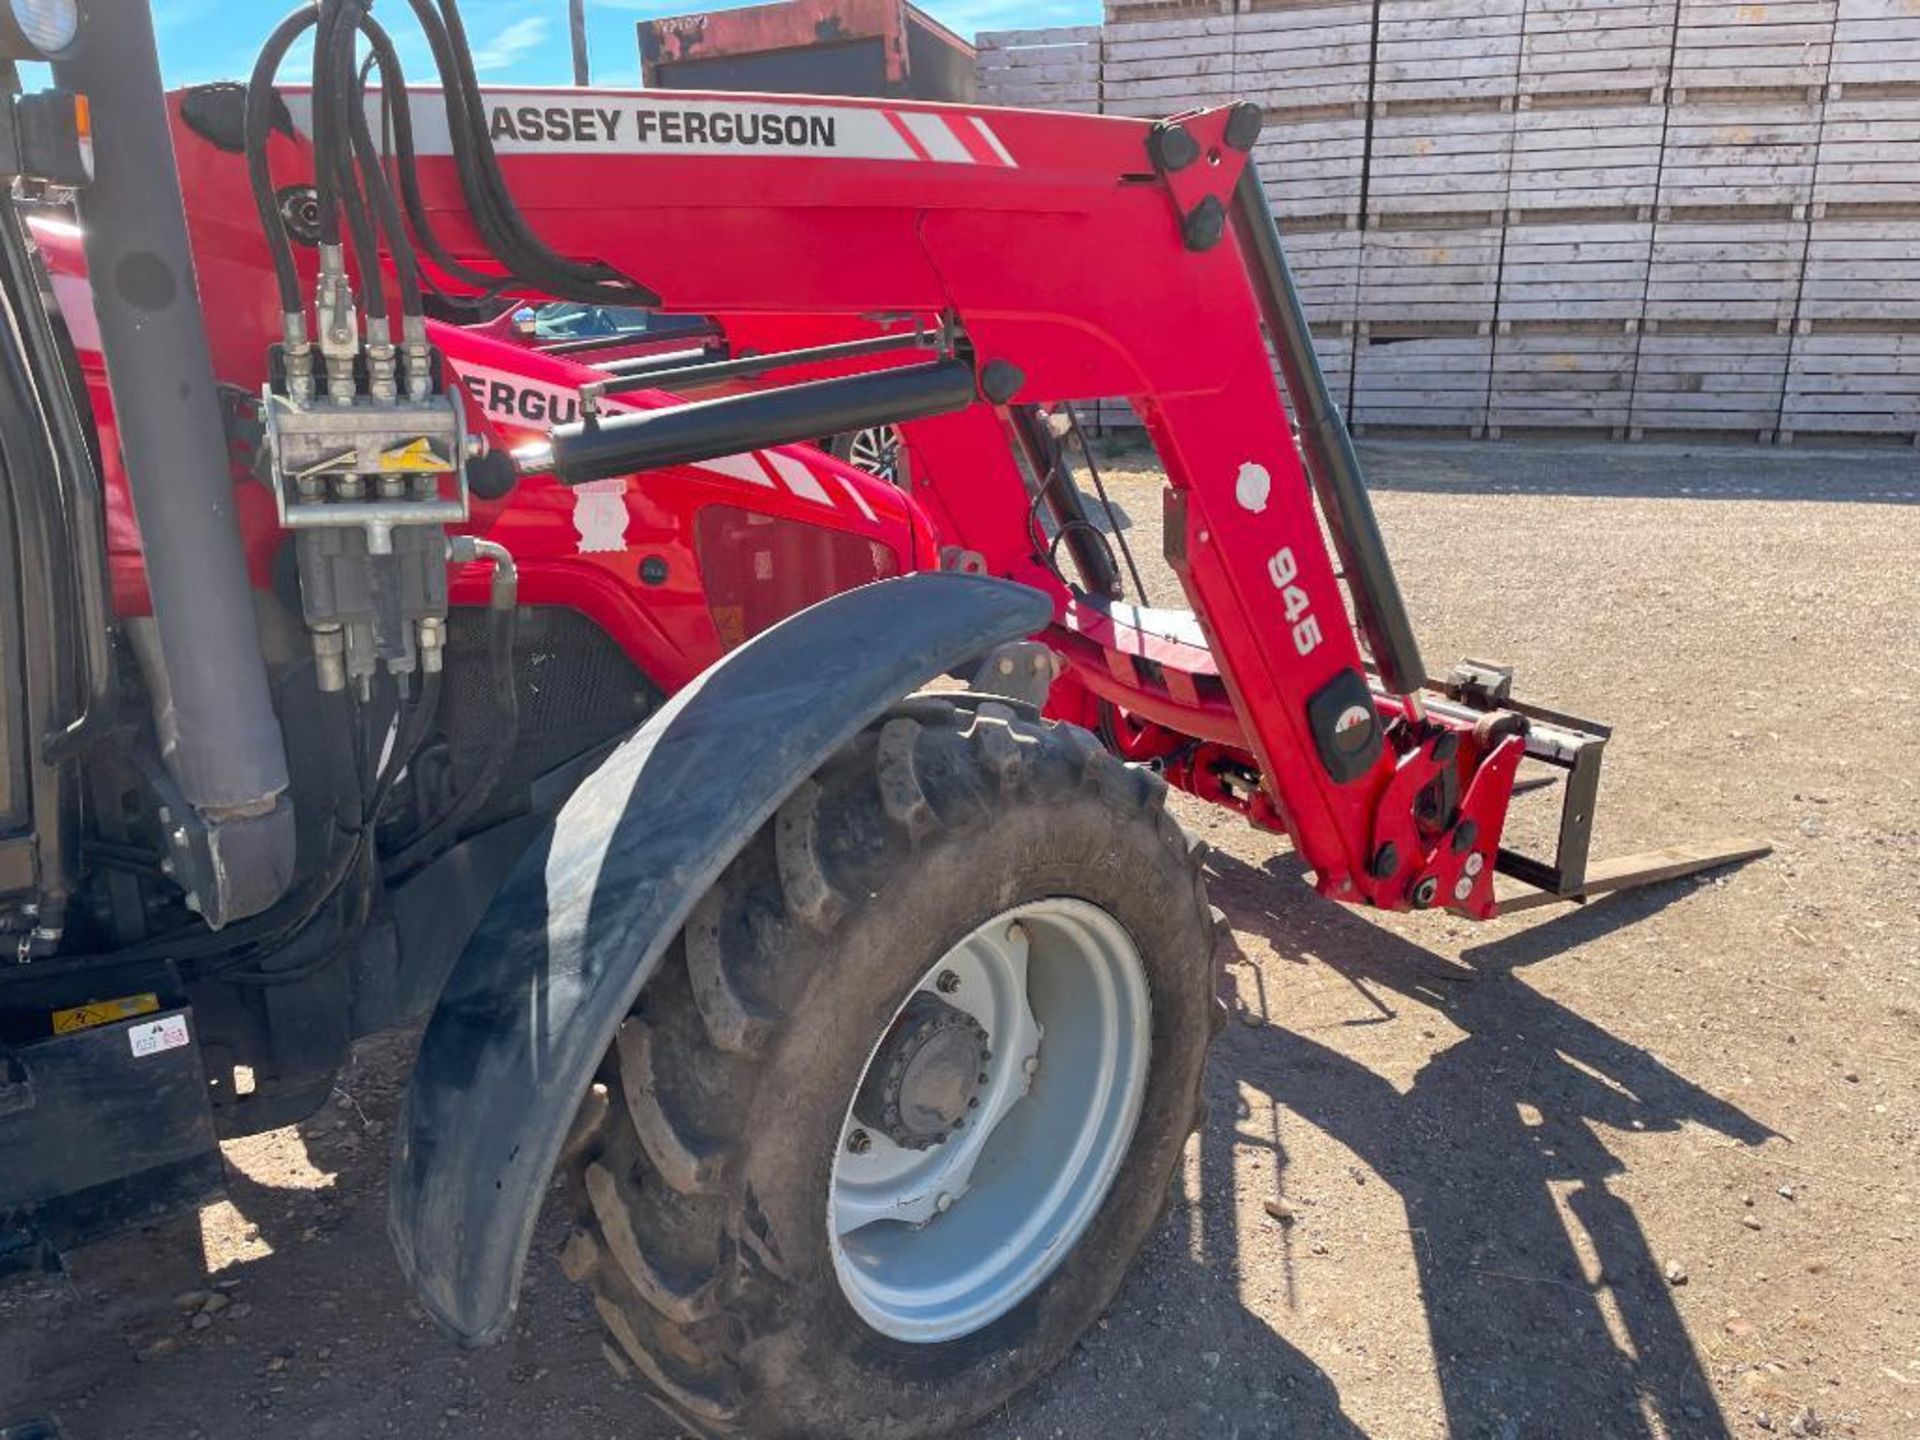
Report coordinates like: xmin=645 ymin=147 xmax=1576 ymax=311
xmin=1233 ymin=2 xmax=1376 ymax=111
xmin=976 ymin=32 xmax=1103 ymax=111
xmin=1278 ymin=224 xmax=1363 ymax=324
xmin=1101 ymin=16 xmax=1237 ymax=116
xmin=1645 ymin=219 xmax=1808 ymax=328
xmin=1359 ymin=225 xmax=1505 ymax=325
xmin=1829 ymin=0 xmax=1920 ymax=90
xmin=1813 ymin=99 xmax=1920 ymax=211
xmin=1105 ymin=0 xmax=1235 ymax=21
xmin=1508 ymin=102 xmax=1665 ymax=215
xmin=1270 ymin=328 xmax=1359 ymax=416
xmin=1671 ymin=0 xmax=1837 ymax=91
xmin=1657 ymin=99 xmax=1821 ymax=210
xmin=1630 ymin=331 xmax=1790 ymax=436
xmin=1376 ymin=0 xmax=1528 ymax=104
xmin=1253 ymin=115 xmax=1368 ymax=221
xmin=1518 ymin=0 xmax=1678 ymax=99
xmin=1781 ymin=332 xmax=1920 ymax=443
xmin=1351 ymin=330 xmax=1495 ymax=431
xmin=1498 ymin=221 xmax=1654 ymax=323
xmin=1797 ymin=218 xmax=1920 ymax=330
xmin=1490 ymin=329 xmax=1641 ymax=432
xmin=1314 ymin=326 xmax=1357 ymax=401
xmin=1367 ymin=108 xmax=1517 ymax=219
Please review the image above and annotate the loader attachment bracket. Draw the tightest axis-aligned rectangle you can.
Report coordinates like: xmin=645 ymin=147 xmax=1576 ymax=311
xmin=1426 ymin=660 xmax=1771 ymax=911
xmin=388 ymin=573 xmax=1052 ymax=1347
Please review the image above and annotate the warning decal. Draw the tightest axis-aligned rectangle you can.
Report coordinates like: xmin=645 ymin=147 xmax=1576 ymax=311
xmin=52 ymin=991 xmax=160 ymax=1035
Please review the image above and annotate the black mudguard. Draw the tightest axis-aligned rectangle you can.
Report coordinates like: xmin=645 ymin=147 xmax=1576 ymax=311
xmin=388 ymin=573 xmax=1052 ymax=1345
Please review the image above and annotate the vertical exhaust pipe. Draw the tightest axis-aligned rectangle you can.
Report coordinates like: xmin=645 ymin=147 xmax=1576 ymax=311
xmin=55 ymin=0 xmax=296 ymax=925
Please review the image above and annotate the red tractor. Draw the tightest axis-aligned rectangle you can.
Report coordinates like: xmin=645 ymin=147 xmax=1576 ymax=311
xmin=0 ymin=1 xmax=1758 ymax=1435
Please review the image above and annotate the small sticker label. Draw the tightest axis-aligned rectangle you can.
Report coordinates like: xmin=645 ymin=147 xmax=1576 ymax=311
xmin=1235 ymin=461 xmax=1272 ymax=515
xmin=128 ymin=1014 xmax=190 ymax=1059
xmin=572 ymin=477 xmax=631 ymax=554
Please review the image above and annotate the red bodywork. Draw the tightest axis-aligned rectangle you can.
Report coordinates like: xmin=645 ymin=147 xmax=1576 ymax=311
xmin=48 ymin=84 xmax=1523 ymax=919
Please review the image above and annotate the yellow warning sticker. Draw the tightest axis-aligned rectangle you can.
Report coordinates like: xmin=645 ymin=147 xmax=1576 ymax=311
xmin=52 ymin=992 xmax=160 ymax=1035
xmin=378 ymin=437 xmax=454 ymax=473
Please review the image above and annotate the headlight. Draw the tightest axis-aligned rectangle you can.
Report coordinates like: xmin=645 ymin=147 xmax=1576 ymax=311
xmin=1 ymin=0 xmax=80 ymax=60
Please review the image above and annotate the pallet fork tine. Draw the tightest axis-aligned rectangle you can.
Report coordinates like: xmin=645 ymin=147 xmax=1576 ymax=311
xmin=1493 ymin=838 xmax=1773 ymax=914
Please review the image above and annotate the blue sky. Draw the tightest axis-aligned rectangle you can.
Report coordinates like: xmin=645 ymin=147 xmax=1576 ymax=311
xmin=155 ymin=0 xmax=1098 ymax=88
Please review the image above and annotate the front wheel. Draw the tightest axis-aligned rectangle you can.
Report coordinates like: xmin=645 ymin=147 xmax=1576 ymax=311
xmin=560 ymin=698 xmax=1219 ymax=1438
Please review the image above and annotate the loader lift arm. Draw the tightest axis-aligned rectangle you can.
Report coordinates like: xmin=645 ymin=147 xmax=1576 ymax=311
xmin=363 ymin=90 xmax=1521 ymax=918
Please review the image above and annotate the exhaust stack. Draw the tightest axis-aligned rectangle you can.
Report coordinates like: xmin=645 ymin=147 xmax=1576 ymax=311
xmin=55 ymin=0 xmax=295 ymax=925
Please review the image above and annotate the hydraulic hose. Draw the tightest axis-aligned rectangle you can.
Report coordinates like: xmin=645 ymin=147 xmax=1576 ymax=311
xmin=246 ymin=4 xmax=319 ymax=316
xmin=319 ymin=0 xmax=383 ymax=326
xmin=354 ymin=12 xmax=504 ymax=298
xmin=342 ymin=27 xmax=423 ymax=320
xmin=381 ymin=537 xmax=519 ymax=879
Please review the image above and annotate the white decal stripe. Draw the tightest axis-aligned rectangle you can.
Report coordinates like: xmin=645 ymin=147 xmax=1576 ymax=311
xmin=697 ymin=452 xmax=775 ymax=487
xmin=382 ymin=92 xmax=919 ymax=161
xmin=970 ymin=117 xmax=1017 ymax=168
xmin=837 ymin=474 xmax=879 ymax=523
xmin=766 ymin=451 xmax=834 ymax=506
xmin=901 ymin=111 xmax=973 ymax=164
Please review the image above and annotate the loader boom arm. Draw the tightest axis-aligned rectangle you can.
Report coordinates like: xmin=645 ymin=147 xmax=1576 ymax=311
xmin=197 ymin=85 xmax=1525 ymax=916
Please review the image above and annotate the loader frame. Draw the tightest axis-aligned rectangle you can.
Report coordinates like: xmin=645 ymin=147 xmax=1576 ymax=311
xmin=169 ymin=84 xmax=1548 ymax=919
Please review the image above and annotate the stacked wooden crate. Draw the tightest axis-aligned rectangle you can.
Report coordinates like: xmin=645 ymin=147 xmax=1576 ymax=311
xmin=1077 ymin=5 xmax=1231 ymax=429
xmin=1100 ymin=7 xmax=1236 ymax=118
xmin=1239 ymin=0 xmax=1374 ymax=408
xmin=1486 ymin=0 xmax=1671 ymax=437
xmin=977 ymin=0 xmax=1920 ymax=446
xmin=975 ymin=27 xmax=1103 ymax=113
xmin=1631 ymin=0 xmax=1831 ymax=439
xmin=1350 ymin=0 xmax=1525 ymax=435
xmin=1782 ymin=0 xmax=1920 ymax=444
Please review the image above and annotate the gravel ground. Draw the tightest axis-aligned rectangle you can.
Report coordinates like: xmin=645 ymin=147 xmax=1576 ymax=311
xmin=4 ymin=438 xmax=1917 ymax=1440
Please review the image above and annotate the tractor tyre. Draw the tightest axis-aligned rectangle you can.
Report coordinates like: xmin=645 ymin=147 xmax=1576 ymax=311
xmin=558 ymin=697 xmax=1219 ymax=1439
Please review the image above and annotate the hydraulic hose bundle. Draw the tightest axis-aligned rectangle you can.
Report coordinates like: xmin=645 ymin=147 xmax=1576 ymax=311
xmin=245 ymin=0 xmax=656 ymax=392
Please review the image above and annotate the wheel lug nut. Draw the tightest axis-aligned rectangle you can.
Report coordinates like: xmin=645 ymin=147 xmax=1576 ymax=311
xmin=936 ymin=1192 xmax=954 ymax=1213
xmin=1006 ymin=921 xmax=1026 ymax=946
xmin=847 ymin=1129 xmax=871 ymax=1154
xmin=1023 ymin=1055 xmax=1040 ymax=1076
xmin=936 ymin=969 xmax=960 ymax=994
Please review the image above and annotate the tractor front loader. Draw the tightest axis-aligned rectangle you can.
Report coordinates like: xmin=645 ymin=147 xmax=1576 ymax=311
xmin=0 ymin=1 xmax=1763 ymax=1435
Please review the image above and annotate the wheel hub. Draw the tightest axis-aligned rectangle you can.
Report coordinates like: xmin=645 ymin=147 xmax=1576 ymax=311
xmin=828 ymin=899 xmax=1152 ymax=1344
xmin=853 ymin=994 xmax=989 ymax=1150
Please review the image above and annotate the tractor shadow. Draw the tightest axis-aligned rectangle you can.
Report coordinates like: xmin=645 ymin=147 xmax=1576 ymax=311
xmin=1201 ymin=848 xmax=1776 ymax=1439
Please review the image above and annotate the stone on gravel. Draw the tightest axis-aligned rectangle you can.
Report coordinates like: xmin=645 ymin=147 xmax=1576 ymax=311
xmin=1663 ymin=1260 xmax=1688 ymax=1286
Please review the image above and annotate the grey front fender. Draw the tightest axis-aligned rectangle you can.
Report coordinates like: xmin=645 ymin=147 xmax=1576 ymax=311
xmin=388 ymin=573 xmax=1052 ymax=1345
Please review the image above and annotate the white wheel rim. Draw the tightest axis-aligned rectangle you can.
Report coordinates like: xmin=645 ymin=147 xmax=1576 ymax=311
xmin=827 ymin=898 xmax=1152 ymax=1343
